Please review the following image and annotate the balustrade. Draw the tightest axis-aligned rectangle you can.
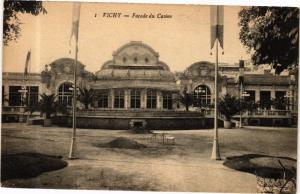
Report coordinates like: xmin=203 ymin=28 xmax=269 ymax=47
xmin=2 ymin=105 xmax=292 ymax=118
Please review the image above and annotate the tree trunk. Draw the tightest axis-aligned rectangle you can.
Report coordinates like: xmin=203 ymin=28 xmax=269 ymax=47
xmin=185 ymin=105 xmax=189 ymax=111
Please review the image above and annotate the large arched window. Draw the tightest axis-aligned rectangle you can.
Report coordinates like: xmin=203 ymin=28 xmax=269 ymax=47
xmin=58 ymin=82 xmax=73 ymax=106
xmin=193 ymin=85 xmax=211 ymax=107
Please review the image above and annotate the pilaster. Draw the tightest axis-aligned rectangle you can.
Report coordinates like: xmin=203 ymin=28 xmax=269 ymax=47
xmin=109 ymin=89 xmax=114 ymax=109
xmin=255 ymin=89 xmax=260 ymax=102
xmin=140 ymin=89 xmax=147 ymax=109
xmin=157 ymin=91 xmax=162 ymax=110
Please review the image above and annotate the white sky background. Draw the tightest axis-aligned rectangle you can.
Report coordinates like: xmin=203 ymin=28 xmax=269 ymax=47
xmin=3 ymin=2 xmax=251 ymax=74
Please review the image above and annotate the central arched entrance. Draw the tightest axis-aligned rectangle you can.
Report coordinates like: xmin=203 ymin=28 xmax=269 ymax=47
xmin=193 ymin=85 xmax=211 ymax=107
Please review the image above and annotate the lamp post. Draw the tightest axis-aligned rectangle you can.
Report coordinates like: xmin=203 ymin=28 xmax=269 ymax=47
xmin=240 ymin=91 xmax=250 ymax=127
xmin=211 ymin=40 xmax=221 ymax=160
xmin=210 ymin=5 xmax=223 ymax=160
xmin=18 ymin=87 xmax=27 ymax=122
xmin=238 ymin=60 xmax=245 ymax=128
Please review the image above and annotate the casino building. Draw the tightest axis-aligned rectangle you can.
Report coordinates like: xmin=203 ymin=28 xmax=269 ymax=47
xmin=2 ymin=41 xmax=298 ymax=129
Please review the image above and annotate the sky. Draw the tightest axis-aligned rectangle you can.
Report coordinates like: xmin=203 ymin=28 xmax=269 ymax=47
xmin=3 ymin=2 xmax=250 ymax=74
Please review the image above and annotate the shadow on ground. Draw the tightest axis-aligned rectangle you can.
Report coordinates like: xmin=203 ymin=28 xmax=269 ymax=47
xmin=94 ymin=137 xmax=147 ymax=149
xmin=223 ymin=154 xmax=296 ymax=179
xmin=93 ymin=137 xmax=189 ymax=158
xmin=1 ymin=152 xmax=68 ymax=181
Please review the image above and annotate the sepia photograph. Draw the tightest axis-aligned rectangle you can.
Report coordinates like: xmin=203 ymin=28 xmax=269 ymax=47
xmin=1 ymin=0 xmax=299 ymax=193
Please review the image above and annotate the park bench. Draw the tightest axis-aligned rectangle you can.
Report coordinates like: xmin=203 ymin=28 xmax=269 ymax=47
xmin=165 ymin=136 xmax=176 ymax=144
xmin=149 ymin=131 xmax=175 ymax=144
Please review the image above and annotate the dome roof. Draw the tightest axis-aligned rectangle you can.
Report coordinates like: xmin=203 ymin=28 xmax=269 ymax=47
xmin=96 ymin=41 xmax=175 ymax=81
xmin=113 ymin=41 xmax=159 ymax=58
xmin=183 ymin=61 xmax=215 ymax=77
xmin=49 ymin=58 xmax=85 ymax=75
xmin=50 ymin=58 xmax=85 ymax=68
xmin=186 ymin=61 xmax=214 ymax=71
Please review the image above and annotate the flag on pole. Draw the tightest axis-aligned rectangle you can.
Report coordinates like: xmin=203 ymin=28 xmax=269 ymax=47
xmin=210 ymin=5 xmax=224 ymax=50
xmin=69 ymin=3 xmax=81 ymax=45
xmin=24 ymin=50 xmax=31 ymax=79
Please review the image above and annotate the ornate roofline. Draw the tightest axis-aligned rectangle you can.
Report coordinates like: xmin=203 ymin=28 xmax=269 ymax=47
xmin=158 ymin=61 xmax=170 ymax=71
xmin=101 ymin=60 xmax=114 ymax=70
xmin=112 ymin=41 xmax=159 ymax=58
xmin=49 ymin=57 xmax=85 ymax=68
xmin=188 ymin=61 xmax=214 ymax=68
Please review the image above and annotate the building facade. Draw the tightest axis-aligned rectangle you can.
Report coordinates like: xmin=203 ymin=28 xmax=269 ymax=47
xmin=2 ymin=41 xmax=298 ymax=129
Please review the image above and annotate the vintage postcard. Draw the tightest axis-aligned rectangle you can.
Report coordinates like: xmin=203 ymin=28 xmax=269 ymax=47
xmin=1 ymin=0 xmax=299 ymax=193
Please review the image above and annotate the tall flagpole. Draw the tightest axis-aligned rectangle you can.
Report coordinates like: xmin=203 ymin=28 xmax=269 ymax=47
xmin=211 ymin=5 xmax=221 ymax=160
xmin=68 ymin=3 xmax=81 ymax=159
xmin=26 ymin=49 xmax=31 ymax=122
xmin=22 ymin=50 xmax=31 ymax=123
xmin=211 ymin=40 xmax=221 ymax=160
xmin=69 ymin=41 xmax=78 ymax=159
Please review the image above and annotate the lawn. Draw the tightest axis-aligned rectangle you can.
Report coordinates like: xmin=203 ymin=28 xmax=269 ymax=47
xmin=1 ymin=123 xmax=297 ymax=192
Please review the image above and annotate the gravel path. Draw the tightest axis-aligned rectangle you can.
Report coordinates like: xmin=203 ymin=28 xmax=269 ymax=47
xmin=1 ymin=123 xmax=297 ymax=192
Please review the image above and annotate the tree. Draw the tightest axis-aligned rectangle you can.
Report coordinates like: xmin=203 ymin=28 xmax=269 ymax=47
xmin=176 ymin=88 xmax=194 ymax=111
xmin=78 ymin=87 xmax=95 ymax=109
xmin=239 ymin=7 xmax=299 ymax=74
xmin=38 ymin=94 xmax=67 ymax=119
xmin=38 ymin=94 xmax=57 ymax=119
xmin=3 ymin=0 xmax=47 ymax=45
xmin=219 ymin=94 xmax=241 ymax=121
xmin=271 ymin=97 xmax=287 ymax=110
xmin=240 ymin=99 xmax=259 ymax=114
xmin=20 ymin=95 xmax=38 ymax=116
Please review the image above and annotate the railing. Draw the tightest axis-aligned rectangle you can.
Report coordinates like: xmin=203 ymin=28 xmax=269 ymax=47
xmin=74 ymin=109 xmax=204 ymax=118
xmin=246 ymin=110 xmax=291 ymax=117
xmin=2 ymin=106 xmax=26 ymax=113
xmin=2 ymin=106 xmax=292 ymax=118
xmin=2 ymin=106 xmax=43 ymax=118
xmin=203 ymin=109 xmax=292 ymax=118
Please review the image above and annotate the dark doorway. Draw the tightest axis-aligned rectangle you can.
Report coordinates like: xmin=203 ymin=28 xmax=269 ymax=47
xmin=260 ymin=91 xmax=271 ymax=109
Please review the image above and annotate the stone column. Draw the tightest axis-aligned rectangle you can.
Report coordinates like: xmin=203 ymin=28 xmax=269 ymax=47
xmin=129 ymin=89 xmax=132 ymax=109
xmin=172 ymin=93 xmax=177 ymax=110
xmin=124 ymin=90 xmax=128 ymax=110
xmin=140 ymin=89 xmax=147 ymax=109
xmin=4 ymin=84 xmax=9 ymax=106
xmin=220 ymin=85 xmax=227 ymax=96
xmin=289 ymin=85 xmax=294 ymax=111
xmin=271 ymin=89 xmax=276 ymax=99
xmin=94 ymin=95 xmax=99 ymax=109
xmin=255 ymin=89 xmax=260 ymax=102
xmin=109 ymin=89 xmax=114 ymax=109
xmin=271 ymin=89 xmax=276 ymax=110
xmin=157 ymin=91 xmax=162 ymax=110
xmin=124 ymin=89 xmax=131 ymax=110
